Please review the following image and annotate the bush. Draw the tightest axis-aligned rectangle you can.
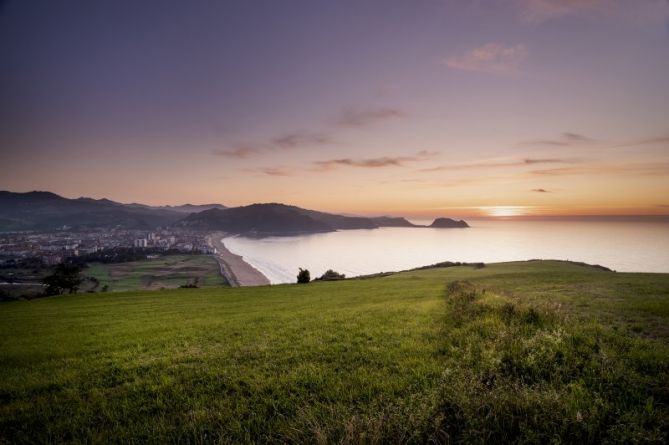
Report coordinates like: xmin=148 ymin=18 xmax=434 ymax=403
xmin=316 ymin=269 xmax=346 ymax=281
xmin=296 ymin=268 xmax=310 ymax=284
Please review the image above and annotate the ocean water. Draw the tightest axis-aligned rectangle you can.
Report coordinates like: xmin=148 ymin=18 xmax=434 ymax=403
xmin=222 ymin=220 xmax=669 ymax=284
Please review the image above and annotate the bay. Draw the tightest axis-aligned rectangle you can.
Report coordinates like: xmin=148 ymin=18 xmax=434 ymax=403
xmin=223 ymin=220 xmax=669 ymax=284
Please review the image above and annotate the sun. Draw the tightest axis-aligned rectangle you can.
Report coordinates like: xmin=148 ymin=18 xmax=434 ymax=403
xmin=481 ymin=206 xmax=530 ymax=218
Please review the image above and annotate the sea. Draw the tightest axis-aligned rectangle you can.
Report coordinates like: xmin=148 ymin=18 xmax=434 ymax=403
xmin=222 ymin=219 xmax=669 ymax=284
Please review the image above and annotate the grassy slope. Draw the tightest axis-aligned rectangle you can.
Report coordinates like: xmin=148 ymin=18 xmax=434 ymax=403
xmin=0 ymin=261 xmax=668 ymax=443
xmin=86 ymin=255 xmax=228 ymax=291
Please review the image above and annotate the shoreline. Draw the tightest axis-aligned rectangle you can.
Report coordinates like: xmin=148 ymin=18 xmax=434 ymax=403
xmin=205 ymin=232 xmax=271 ymax=287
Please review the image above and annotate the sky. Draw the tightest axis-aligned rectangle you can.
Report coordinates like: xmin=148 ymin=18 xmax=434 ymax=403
xmin=1 ymin=0 xmax=668 ymax=218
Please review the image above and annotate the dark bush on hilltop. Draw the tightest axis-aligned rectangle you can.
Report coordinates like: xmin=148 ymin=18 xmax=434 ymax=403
xmin=413 ymin=261 xmax=485 ymax=271
xmin=296 ymin=268 xmax=310 ymax=284
xmin=42 ymin=263 xmax=83 ymax=295
xmin=315 ymin=269 xmax=346 ymax=281
xmin=179 ymin=279 xmax=199 ymax=288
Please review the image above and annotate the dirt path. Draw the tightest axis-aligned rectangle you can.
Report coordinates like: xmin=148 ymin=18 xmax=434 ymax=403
xmin=206 ymin=233 xmax=271 ymax=287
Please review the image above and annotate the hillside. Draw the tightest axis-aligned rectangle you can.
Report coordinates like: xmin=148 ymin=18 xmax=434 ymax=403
xmin=181 ymin=203 xmax=335 ymax=236
xmin=429 ymin=217 xmax=469 ymax=228
xmin=1 ymin=261 xmax=667 ymax=443
xmin=370 ymin=216 xmax=417 ymax=227
xmin=0 ymin=191 xmax=187 ymax=230
xmin=181 ymin=203 xmax=381 ymax=235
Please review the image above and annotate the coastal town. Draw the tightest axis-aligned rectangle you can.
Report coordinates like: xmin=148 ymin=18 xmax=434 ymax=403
xmin=0 ymin=227 xmax=217 ymax=267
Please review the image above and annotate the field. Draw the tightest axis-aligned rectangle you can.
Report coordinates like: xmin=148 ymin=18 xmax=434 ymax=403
xmin=1 ymin=260 xmax=668 ymax=443
xmin=85 ymin=255 xmax=228 ymax=291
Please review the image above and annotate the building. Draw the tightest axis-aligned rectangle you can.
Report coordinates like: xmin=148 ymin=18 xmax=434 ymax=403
xmin=134 ymin=239 xmax=148 ymax=248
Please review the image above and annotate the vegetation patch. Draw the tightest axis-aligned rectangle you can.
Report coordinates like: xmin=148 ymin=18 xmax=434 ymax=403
xmin=433 ymin=280 xmax=669 ymax=443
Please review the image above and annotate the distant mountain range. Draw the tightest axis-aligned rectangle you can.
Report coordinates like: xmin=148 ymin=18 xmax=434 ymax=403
xmin=181 ymin=203 xmax=468 ymax=236
xmin=0 ymin=191 xmax=190 ymax=230
xmin=0 ymin=190 xmax=468 ymax=235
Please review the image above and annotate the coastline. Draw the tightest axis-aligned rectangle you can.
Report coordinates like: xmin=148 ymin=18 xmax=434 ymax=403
xmin=205 ymin=232 xmax=271 ymax=287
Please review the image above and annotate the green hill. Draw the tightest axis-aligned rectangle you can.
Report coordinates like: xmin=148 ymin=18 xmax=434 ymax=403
xmin=1 ymin=261 xmax=668 ymax=443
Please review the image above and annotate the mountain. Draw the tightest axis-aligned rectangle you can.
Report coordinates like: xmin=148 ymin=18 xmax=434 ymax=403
xmin=159 ymin=204 xmax=227 ymax=213
xmin=127 ymin=203 xmax=227 ymax=213
xmin=370 ymin=216 xmax=417 ymax=227
xmin=181 ymin=203 xmax=334 ymax=236
xmin=0 ymin=191 xmax=185 ymax=231
xmin=294 ymin=207 xmax=378 ymax=230
xmin=429 ymin=217 xmax=469 ymax=228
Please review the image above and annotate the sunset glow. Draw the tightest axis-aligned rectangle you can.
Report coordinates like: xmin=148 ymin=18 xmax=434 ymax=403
xmin=481 ymin=206 xmax=532 ymax=218
xmin=0 ymin=1 xmax=668 ymax=218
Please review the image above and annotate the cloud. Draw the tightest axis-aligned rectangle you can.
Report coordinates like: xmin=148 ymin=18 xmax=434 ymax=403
xmin=261 ymin=167 xmax=293 ymax=177
xmin=531 ymin=162 xmax=669 ymax=176
xmin=562 ymin=132 xmax=595 ymax=142
xmin=212 ymin=146 xmax=260 ymax=159
xmin=337 ymin=107 xmax=404 ymax=127
xmin=522 ymin=132 xmax=596 ymax=147
xmin=612 ymin=135 xmax=669 ymax=148
xmin=446 ymin=43 xmax=528 ymax=75
xmin=531 ymin=188 xmax=550 ymax=193
xmin=213 ymin=131 xmax=331 ymax=159
xmin=522 ymin=132 xmax=669 ymax=149
xmin=271 ymin=133 xmax=331 ymax=148
xmin=314 ymin=150 xmax=437 ymax=171
xmin=421 ymin=157 xmax=569 ymax=172
xmin=516 ymin=0 xmax=603 ymax=22
xmin=515 ymin=0 xmax=669 ymax=24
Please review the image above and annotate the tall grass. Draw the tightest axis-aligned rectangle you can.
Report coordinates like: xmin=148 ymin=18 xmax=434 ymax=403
xmin=431 ymin=281 xmax=668 ymax=444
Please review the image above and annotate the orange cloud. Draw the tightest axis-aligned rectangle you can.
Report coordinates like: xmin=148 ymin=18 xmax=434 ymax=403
xmin=515 ymin=0 xmax=669 ymax=24
xmin=446 ymin=43 xmax=528 ymax=74
xmin=337 ymin=107 xmax=404 ymax=127
xmin=421 ymin=158 xmax=569 ymax=172
xmin=314 ymin=150 xmax=437 ymax=171
xmin=214 ymin=131 xmax=331 ymax=159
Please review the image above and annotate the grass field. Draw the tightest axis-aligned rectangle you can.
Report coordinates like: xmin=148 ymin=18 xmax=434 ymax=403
xmin=1 ymin=260 xmax=668 ymax=443
xmin=85 ymin=255 xmax=228 ymax=292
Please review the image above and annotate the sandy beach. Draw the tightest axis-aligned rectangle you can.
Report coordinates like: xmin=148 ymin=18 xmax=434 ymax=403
xmin=205 ymin=233 xmax=270 ymax=286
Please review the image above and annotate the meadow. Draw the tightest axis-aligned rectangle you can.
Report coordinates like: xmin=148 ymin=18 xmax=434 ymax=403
xmin=85 ymin=254 xmax=228 ymax=292
xmin=0 ymin=260 xmax=667 ymax=443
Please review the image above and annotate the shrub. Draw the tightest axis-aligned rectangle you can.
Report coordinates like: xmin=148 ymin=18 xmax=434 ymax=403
xmin=296 ymin=268 xmax=310 ymax=284
xmin=316 ymin=269 xmax=346 ymax=281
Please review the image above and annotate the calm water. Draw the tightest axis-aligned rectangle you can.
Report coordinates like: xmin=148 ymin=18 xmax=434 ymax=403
xmin=223 ymin=220 xmax=669 ymax=284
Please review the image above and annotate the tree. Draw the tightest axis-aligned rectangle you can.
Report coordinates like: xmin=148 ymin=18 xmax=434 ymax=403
xmin=42 ymin=263 xmax=83 ymax=295
xmin=296 ymin=268 xmax=310 ymax=284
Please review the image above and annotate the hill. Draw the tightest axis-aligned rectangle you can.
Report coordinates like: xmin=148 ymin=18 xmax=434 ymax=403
xmin=370 ymin=216 xmax=417 ymax=227
xmin=1 ymin=260 xmax=667 ymax=443
xmin=0 ymin=191 xmax=186 ymax=231
xmin=127 ymin=203 xmax=227 ymax=213
xmin=181 ymin=203 xmax=387 ymax=235
xmin=430 ymin=217 xmax=469 ymax=228
xmin=180 ymin=203 xmax=335 ymax=236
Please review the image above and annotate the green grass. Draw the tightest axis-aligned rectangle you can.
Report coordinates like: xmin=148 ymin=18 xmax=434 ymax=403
xmin=85 ymin=255 xmax=228 ymax=292
xmin=0 ymin=260 xmax=668 ymax=443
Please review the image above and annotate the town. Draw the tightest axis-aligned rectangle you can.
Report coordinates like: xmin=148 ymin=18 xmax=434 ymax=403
xmin=0 ymin=227 xmax=216 ymax=267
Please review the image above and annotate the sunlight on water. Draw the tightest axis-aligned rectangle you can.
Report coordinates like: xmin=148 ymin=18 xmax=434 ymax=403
xmin=223 ymin=220 xmax=669 ymax=284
